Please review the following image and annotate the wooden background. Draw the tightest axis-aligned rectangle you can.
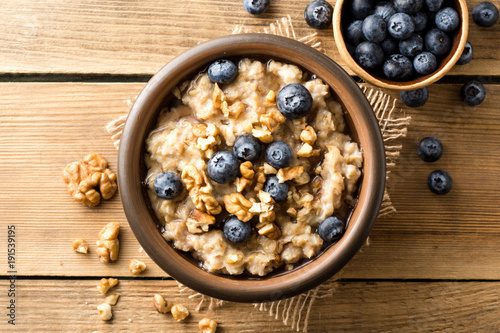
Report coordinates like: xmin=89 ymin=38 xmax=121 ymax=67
xmin=1 ymin=0 xmax=500 ymax=331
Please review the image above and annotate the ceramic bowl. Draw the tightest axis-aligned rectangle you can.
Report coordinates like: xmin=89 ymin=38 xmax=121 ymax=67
xmin=118 ymin=34 xmax=385 ymax=302
xmin=333 ymin=0 xmax=469 ymax=91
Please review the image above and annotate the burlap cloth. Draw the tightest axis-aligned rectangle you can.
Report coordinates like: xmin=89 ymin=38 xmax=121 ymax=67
xmin=106 ymin=16 xmax=411 ymax=332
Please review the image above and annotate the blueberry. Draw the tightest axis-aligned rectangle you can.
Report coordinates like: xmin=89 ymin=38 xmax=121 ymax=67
xmin=472 ymin=2 xmax=499 ymax=27
xmin=388 ymin=13 xmax=415 ymax=40
xmin=233 ymin=134 xmax=263 ymax=162
xmin=380 ymin=37 xmax=398 ymax=55
xmin=456 ymin=41 xmax=473 ymax=65
xmin=223 ymin=216 xmax=252 ymax=243
xmin=373 ymin=1 xmax=396 ymax=21
xmin=427 ymin=170 xmax=453 ymax=195
xmin=153 ymin=172 xmax=183 ymax=200
xmin=207 ymin=151 xmax=239 ymax=184
xmin=264 ymin=176 xmax=289 ymax=202
xmin=435 ymin=7 xmax=460 ymax=32
xmin=413 ymin=51 xmax=437 ymax=75
xmin=346 ymin=20 xmax=365 ymax=46
xmin=399 ymin=34 xmax=424 ymax=58
xmin=461 ymin=80 xmax=486 ymax=106
xmin=383 ymin=54 xmax=413 ymax=80
xmin=393 ymin=0 xmax=424 ymax=15
xmin=317 ymin=216 xmax=345 ymax=243
xmin=355 ymin=42 xmax=384 ymax=69
xmin=277 ymin=83 xmax=313 ymax=119
xmin=424 ymin=28 xmax=451 ymax=56
xmin=207 ymin=59 xmax=238 ymax=84
xmin=351 ymin=0 xmax=373 ymax=20
xmin=400 ymin=87 xmax=429 ymax=107
xmin=362 ymin=14 xmax=388 ymax=43
xmin=243 ymin=0 xmax=270 ymax=15
xmin=265 ymin=141 xmax=293 ymax=169
xmin=425 ymin=0 xmax=443 ymax=12
xmin=304 ymin=0 xmax=333 ymax=29
xmin=412 ymin=11 xmax=428 ymax=32
xmin=417 ymin=136 xmax=443 ymax=162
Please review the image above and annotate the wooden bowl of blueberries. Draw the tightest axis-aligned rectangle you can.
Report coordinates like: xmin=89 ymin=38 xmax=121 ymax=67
xmin=333 ymin=0 xmax=469 ymax=91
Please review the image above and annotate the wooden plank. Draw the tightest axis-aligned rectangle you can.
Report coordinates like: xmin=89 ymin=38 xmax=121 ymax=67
xmin=1 ymin=279 xmax=500 ymax=331
xmin=0 ymin=0 xmax=498 ymax=76
xmin=0 ymin=82 xmax=500 ymax=279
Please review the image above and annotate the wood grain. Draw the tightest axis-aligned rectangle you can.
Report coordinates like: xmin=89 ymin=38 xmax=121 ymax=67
xmin=1 ymin=278 xmax=500 ymax=332
xmin=0 ymin=0 xmax=498 ymax=76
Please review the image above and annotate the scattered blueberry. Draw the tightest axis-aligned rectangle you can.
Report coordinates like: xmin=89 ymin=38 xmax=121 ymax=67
xmin=154 ymin=172 xmax=183 ymax=200
xmin=427 ymin=170 xmax=453 ymax=195
xmin=412 ymin=11 xmax=428 ymax=32
xmin=362 ymin=14 xmax=388 ymax=43
xmin=424 ymin=28 xmax=451 ymax=56
xmin=277 ymin=84 xmax=313 ymax=119
xmin=265 ymin=141 xmax=293 ymax=169
xmin=346 ymin=20 xmax=365 ymax=45
xmin=400 ymin=87 xmax=429 ymax=107
xmin=264 ymin=176 xmax=289 ymax=202
xmin=243 ymin=0 xmax=270 ymax=15
xmin=456 ymin=41 xmax=473 ymax=65
xmin=233 ymin=135 xmax=263 ymax=162
xmin=351 ymin=0 xmax=373 ymax=20
xmin=223 ymin=216 xmax=252 ymax=243
xmin=399 ymin=34 xmax=424 ymax=58
xmin=472 ymin=2 xmax=499 ymax=27
xmin=393 ymin=0 xmax=423 ymax=15
xmin=380 ymin=37 xmax=398 ymax=55
xmin=383 ymin=54 xmax=413 ymax=80
xmin=373 ymin=1 xmax=396 ymax=21
xmin=461 ymin=80 xmax=486 ymax=106
xmin=417 ymin=136 xmax=443 ymax=162
xmin=435 ymin=7 xmax=460 ymax=32
xmin=304 ymin=0 xmax=333 ymax=29
xmin=388 ymin=13 xmax=415 ymax=40
xmin=317 ymin=216 xmax=345 ymax=243
xmin=425 ymin=0 xmax=443 ymax=12
xmin=355 ymin=42 xmax=385 ymax=69
xmin=413 ymin=51 xmax=437 ymax=75
xmin=207 ymin=151 xmax=239 ymax=184
xmin=207 ymin=59 xmax=238 ymax=84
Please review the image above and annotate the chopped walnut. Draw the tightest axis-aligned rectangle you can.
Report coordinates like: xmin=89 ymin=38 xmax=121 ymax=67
xmin=297 ymin=143 xmax=321 ymax=158
xmin=226 ymin=253 xmax=243 ymax=265
xmin=171 ymin=304 xmax=190 ymax=321
xmin=221 ymin=100 xmax=245 ymax=118
xmin=240 ymin=161 xmax=255 ymax=179
xmin=72 ymin=239 xmax=89 ymax=254
xmin=182 ymin=165 xmax=222 ymax=215
xmin=196 ymin=124 xmax=220 ymax=151
xmin=212 ymin=83 xmax=225 ymax=109
xmin=105 ymin=293 xmax=120 ymax=305
xmin=256 ymin=222 xmax=281 ymax=240
xmin=249 ymin=202 xmax=274 ymax=214
xmin=276 ymin=166 xmax=305 ymax=183
xmin=154 ymin=294 xmax=173 ymax=314
xmin=300 ymin=126 xmax=317 ymax=145
xmin=97 ymin=278 xmax=119 ymax=295
xmin=199 ymin=318 xmax=218 ymax=333
xmin=181 ymin=164 xmax=204 ymax=191
xmin=253 ymin=167 xmax=266 ymax=192
xmin=260 ymin=108 xmax=286 ymax=132
xmin=192 ymin=123 xmax=208 ymax=138
xmin=257 ymin=190 xmax=275 ymax=204
xmin=97 ymin=303 xmax=112 ymax=321
xmin=264 ymin=90 xmax=276 ymax=106
xmin=235 ymin=177 xmax=253 ymax=192
xmin=286 ymin=207 xmax=297 ymax=218
xmin=186 ymin=209 xmax=216 ymax=234
xmin=223 ymin=193 xmax=254 ymax=222
xmin=129 ymin=259 xmax=147 ymax=275
xmin=62 ymin=153 xmax=117 ymax=207
xmin=259 ymin=210 xmax=276 ymax=223
xmin=96 ymin=222 xmax=120 ymax=263
xmin=293 ymin=171 xmax=310 ymax=185
xmin=263 ymin=162 xmax=278 ymax=175
xmin=252 ymin=126 xmax=273 ymax=143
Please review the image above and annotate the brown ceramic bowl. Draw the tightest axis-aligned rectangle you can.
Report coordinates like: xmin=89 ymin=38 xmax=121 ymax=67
xmin=118 ymin=34 xmax=385 ymax=303
xmin=333 ymin=0 xmax=469 ymax=91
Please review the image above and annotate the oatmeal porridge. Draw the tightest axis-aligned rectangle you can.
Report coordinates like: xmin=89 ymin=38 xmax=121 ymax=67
xmin=144 ymin=58 xmax=363 ymax=276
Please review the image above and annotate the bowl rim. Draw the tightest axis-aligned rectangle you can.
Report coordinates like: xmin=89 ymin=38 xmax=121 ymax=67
xmin=333 ymin=0 xmax=469 ymax=91
xmin=118 ymin=33 xmax=386 ymax=303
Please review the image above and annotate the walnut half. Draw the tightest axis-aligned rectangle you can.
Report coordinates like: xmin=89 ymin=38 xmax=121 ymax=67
xmin=96 ymin=222 xmax=120 ymax=264
xmin=223 ymin=193 xmax=254 ymax=222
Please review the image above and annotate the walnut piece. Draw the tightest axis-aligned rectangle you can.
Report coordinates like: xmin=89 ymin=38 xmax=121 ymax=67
xmin=97 ymin=303 xmax=112 ymax=321
xmin=192 ymin=123 xmax=208 ymax=138
xmin=276 ymin=166 xmax=305 ymax=183
xmin=223 ymin=193 xmax=254 ymax=222
xmin=196 ymin=124 xmax=220 ymax=151
xmin=96 ymin=222 xmax=120 ymax=263
xmin=286 ymin=207 xmax=298 ymax=218
xmin=252 ymin=126 xmax=273 ymax=143
xmin=97 ymin=278 xmax=119 ymax=295
xmin=260 ymin=108 xmax=285 ymax=132
xmin=199 ymin=318 xmax=218 ymax=333
xmin=129 ymin=259 xmax=147 ymax=275
xmin=298 ymin=143 xmax=321 ymax=158
xmin=300 ymin=126 xmax=317 ymax=145
xmin=263 ymin=162 xmax=278 ymax=175
xmin=212 ymin=83 xmax=225 ymax=109
xmin=226 ymin=253 xmax=243 ymax=265
xmin=235 ymin=177 xmax=253 ymax=192
xmin=104 ymin=293 xmax=120 ymax=306
xmin=221 ymin=100 xmax=244 ymax=118
xmin=253 ymin=167 xmax=266 ymax=192
xmin=256 ymin=222 xmax=281 ymax=240
xmin=186 ymin=209 xmax=216 ymax=234
xmin=171 ymin=304 xmax=190 ymax=321
xmin=182 ymin=165 xmax=222 ymax=215
xmin=153 ymin=294 xmax=173 ymax=314
xmin=62 ymin=153 xmax=117 ymax=207
xmin=72 ymin=239 xmax=89 ymax=254
xmin=240 ymin=161 xmax=255 ymax=179
xmin=264 ymin=90 xmax=276 ymax=106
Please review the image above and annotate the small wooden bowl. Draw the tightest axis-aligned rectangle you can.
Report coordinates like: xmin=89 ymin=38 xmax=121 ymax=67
xmin=118 ymin=34 xmax=386 ymax=303
xmin=333 ymin=0 xmax=469 ymax=91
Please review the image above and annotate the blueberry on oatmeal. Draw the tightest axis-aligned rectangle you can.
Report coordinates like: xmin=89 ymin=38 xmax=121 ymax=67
xmin=264 ymin=176 xmax=289 ymax=202
xmin=277 ymin=83 xmax=313 ymax=119
xmin=154 ymin=172 xmax=183 ymax=200
xmin=207 ymin=151 xmax=239 ymax=184
xmin=318 ymin=216 xmax=345 ymax=243
xmin=224 ymin=216 xmax=252 ymax=243
xmin=233 ymin=134 xmax=263 ymax=162
xmin=265 ymin=141 xmax=293 ymax=169
xmin=207 ymin=59 xmax=238 ymax=84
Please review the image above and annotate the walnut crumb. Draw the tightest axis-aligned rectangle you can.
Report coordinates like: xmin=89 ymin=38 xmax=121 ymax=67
xmin=104 ymin=293 xmax=120 ymax=306
xmin=212 ymin=83 xmax=225 ymax=109
xmin=72 ymin=239 xmax=89 ymax=254
xmin=264 ymin=90 xmax=276 ymax=106
xmin=276 ymin=166 xmax=305 ymax=183
xmin=297 ymin=143 xmax=321 ymax=158
xmin=153 ymin=294 xmax=173 ymax=314
xmin=199 ymin=318 xmax=218 ymax=333
xmin=256 ymin=222 xmax=281 ymax=239
xmin=252 ymin=126 xmax=273 ymax=143
xmin=97 ymin=278 xmax=119 ymax=295
xmin=300 ymin=126 xmax=317 ymax=145
xmin=129 ymin=259 xmax=147 ymax=275
xmin=263 ymin=162 xmax=278 ymax=175
xmin=97 ymin=303 xmax=112 ymax=321
xmin=221 ymin=100 xmax=244 ymax=118
xmin=186 ymin=209 xmax=216 ymax=234
xmin=171 ymin=304 xmax=190 ymax=321
xmin=260 ymin=108 xmax=285 ymax=132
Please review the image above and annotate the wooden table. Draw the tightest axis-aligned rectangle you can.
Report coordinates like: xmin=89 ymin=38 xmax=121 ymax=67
xmin=1 ymin=0 xmax=500 ymax=331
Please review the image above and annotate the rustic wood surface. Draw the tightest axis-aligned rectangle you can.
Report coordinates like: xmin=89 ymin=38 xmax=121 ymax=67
xmin=1 ymin=0 xmax=500 ymax=331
